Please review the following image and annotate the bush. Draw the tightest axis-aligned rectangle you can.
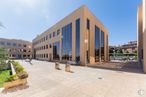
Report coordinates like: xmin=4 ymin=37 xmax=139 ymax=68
xmin=6 ymin=74 xmax=17 ymax=82
xmin=18 ymin=71 xmax=28 ymax=79
xmin=0 ymin=60 xmax=9 ymax=71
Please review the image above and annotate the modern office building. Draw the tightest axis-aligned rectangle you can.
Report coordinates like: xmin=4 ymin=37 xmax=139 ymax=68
xmin=0 ymin=38 xmax=32 ymax=59
xmin=137 ymin=0 xmax=146 ymax=73
xmin=33 ymin=5 xmax=109 ymax=65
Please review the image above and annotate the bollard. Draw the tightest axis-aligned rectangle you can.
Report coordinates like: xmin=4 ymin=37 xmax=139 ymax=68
xmin=55 ymin=62 xmax=61 ymax=70
xmin=65 ymin=63 xmax=71 ymax=72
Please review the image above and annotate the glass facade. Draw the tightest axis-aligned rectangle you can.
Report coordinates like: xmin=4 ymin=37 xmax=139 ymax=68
xmin=53 ymin=41 xmax=60 ymax=60
xmin=101 ymin=31 xmax=105 ymax=61
xmin=62 ymin=23 xmax=72 ymax=61
xmin=95 ymin=26 xmax=100 ymax=62
xmin=76 ymin=19 xmax=80 ymax=62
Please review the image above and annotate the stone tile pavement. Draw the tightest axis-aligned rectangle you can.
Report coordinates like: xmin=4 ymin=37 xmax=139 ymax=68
xmin=1 ymin=60 xmax=146 ymax=97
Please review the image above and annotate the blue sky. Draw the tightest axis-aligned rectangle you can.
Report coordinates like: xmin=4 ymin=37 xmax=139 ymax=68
xmin=0 ymin=0 xmax=142 ymax=45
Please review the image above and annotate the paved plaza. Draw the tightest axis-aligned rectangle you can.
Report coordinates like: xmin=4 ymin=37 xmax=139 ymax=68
xmin=1 ymin=60 xmax=146 ymax=97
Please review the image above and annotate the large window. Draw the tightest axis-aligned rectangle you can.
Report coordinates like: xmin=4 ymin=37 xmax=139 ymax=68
xmin=53 ymin=42 xmax=60 ymax=60
xmin=7 ymin=42 xmax=11 ymax=46
xmin=95 ymin=26 xmax=100 ymax=62
xmin=62 ymin=23 xmax=72 ymax=61
xmin=76 ymin=19 xmax=80 ymax=62
xmin=13 ymin=43 xmax=17 ymax=47
xmin=101 ymin=31 xmax=105 ymax=61
xmin=0 ymin=42 xmax=5 ymax=45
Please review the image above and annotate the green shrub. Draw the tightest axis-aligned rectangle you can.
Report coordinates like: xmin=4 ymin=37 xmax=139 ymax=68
xmin=0 ymin=61 xmax=9 ymax=71
xmin=6 ymin=74 xmax=17 ymax=82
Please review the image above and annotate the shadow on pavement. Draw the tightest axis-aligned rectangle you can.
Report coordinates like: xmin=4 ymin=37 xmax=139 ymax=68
xmin=87 ymin=61 xmax=144 ymax=74
xmin=2 ymin=85 xmax=29 ymax=94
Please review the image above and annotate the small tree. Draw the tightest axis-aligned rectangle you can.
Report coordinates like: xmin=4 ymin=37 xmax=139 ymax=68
xmin=0 ymin=48 xmax=8 ymax=61
xmin=0 ymin=48 xmax=9 ymax=70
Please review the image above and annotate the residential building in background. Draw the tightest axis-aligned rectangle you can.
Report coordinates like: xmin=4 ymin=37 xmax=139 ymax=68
xmin=0 ymin=38 xmax=32 ymax=59
xmin=137 ymin=0 xmax=146 ymax=73
xmin=121 ymin=41 xmax=137 ymax=54
xmin=33 ymin=5 xmax=109 ymax=65
xmin=109 ymin=41 xmax=137 ymax=54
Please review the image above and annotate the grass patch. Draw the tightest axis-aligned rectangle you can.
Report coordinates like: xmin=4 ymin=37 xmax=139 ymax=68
xmin=0 ymin=70 xmax=10 ymax=88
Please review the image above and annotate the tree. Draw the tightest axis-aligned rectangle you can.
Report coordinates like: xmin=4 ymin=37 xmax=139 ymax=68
xmin=0 ymin=48 xmax=8 ymax=63
xmin=117 ymin=48 xmax=123 ymax=54
xmin=0 ymin=48 xmax=9 ymax=70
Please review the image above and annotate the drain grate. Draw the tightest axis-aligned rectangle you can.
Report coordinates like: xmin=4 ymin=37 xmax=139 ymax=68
xmin=98 ymin=77 xmax=103 ymax=80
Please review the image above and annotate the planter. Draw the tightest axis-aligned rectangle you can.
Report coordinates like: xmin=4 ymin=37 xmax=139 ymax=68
xmin=4 ymin=79 xmax=27 ymax=89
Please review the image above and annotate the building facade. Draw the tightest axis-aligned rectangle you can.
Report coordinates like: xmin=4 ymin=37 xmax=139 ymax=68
xmin=121 ymin=41 xmax=137 ymax=54
xmin=33 ymin=5 xmax=109 ymax=65
xmin=137 ymin=0 xmax=146 ymax=73
xmin=0 ymin=38 xmax=32 ymax=59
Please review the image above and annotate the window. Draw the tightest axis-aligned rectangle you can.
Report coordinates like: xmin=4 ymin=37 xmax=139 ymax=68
xmin=13 ymin=43 xmax=17 ymax=46
xmin=87 ymin=19 xmax=90 ymax=30
xmin=76 ymin=18 xmax=80 ymax=62
xmin=24 ymin=44 xmax=27 ymax=47
xmin=53 ymin=32 xmax=56 ymax=37
xmin=95 ymin=25 xmax=100 ymax=62
xmin=53 ymin=42 xmax=60 ymax=60
xmin=49 ymin=34 xmax=52 ymax=39
xmin=0 ymin=42 xmax=5 ymax=45
xmin=62 ymin=23 xmax=72 ymax=61
xmin=57 ymin=29 xmax=60 ymax=35
xmin=23 ymin=49 xmax=26 ymax=52
xmin=50 ymin=44 xmax=52 ymax=48
xmin=46 ymin=45 xmax=48 ymax=49
xmin=7 ymin=42 xmax=11 ymax=46
xmin=46 ymin=35 xmax=48 ymax=40
xmin=18 ymin=44 xmax=21 ymax=47
xmin=46 ymin=54 xmax=48 ymax=58
xmin=101 ymin=31 xmax=105 ymax=61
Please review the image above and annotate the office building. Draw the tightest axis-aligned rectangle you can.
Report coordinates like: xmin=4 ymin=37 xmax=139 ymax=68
xmin=33 ymin=5 xmax=109 ymax=65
